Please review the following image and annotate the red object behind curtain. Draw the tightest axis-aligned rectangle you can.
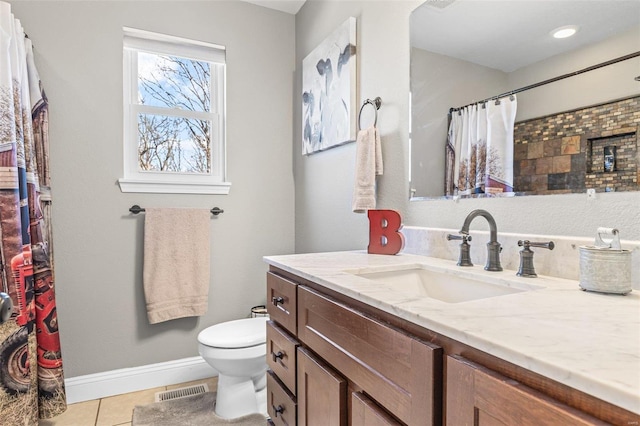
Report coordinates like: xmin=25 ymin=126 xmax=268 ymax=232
xmin=0 ymin=2 xmax=66 ymax=424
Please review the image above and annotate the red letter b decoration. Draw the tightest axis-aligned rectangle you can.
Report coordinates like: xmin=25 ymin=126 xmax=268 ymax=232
xmin=367 ymin=210 xmax=404 ymax=255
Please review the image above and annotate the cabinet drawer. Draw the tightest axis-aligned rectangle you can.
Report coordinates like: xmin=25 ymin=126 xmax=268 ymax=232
xmin=267 ymin=320 xmax=299 ymax=395
xmin=267 ymin=370 xmax=297 ymax=426
xmin=267 ymin=272 xmax=297 ymax=334
xmin=445 ymin=355 xmax=609 ymax=426
xmin=351 ymin=392 xmax=402 ymax=426
xmin=298 ymin=286 xmax=442 ymax=426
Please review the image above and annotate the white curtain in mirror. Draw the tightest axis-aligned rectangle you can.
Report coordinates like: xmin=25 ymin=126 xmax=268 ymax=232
xmin=447 ymin=96 xmax=517 ymax=196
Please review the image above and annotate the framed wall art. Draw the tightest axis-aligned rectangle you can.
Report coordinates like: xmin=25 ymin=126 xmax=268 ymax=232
xmin=302 ymin=17 xmax=357 ymax=155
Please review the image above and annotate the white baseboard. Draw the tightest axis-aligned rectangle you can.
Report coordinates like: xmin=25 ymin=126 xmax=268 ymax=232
xmin=64 ymin=356 xmax=217 ymax=404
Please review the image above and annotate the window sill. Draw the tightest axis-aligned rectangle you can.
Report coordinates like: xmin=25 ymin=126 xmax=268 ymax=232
xmin=118 ymin=178 xmax=231 ymax=194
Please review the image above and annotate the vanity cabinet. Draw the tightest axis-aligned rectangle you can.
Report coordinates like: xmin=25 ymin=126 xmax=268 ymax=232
xmin=266 ymin=270 xmax=442 ymax=426
xmin=297 ymin=286 xmax=442 ymax=425
xmin=266 ymin=266 xmax=638 ymax=425
xmin=445 ymin=355 xmax=608 ymax=425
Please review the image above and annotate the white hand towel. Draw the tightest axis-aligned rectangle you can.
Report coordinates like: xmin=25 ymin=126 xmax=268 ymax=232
xmin=143 ymin=208 xmax=210 ymax=324
xmin=352 ymin=126 xmax=383 ymax=213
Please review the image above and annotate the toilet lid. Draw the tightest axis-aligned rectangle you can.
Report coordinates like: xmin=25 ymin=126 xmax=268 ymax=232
xmin=198 ymin=317 xmax=268 ymax=349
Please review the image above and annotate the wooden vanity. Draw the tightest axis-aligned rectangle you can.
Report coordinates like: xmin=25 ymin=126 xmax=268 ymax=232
xmin=264 ymin=252 xmax=640 ymax=425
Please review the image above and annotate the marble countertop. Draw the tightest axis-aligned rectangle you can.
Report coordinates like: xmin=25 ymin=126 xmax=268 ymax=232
xmin=264 ymin=251 xmax=640 ymax=415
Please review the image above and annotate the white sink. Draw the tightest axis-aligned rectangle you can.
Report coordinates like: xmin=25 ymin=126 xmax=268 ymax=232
xmin=349 ymin=264 xmax=543 ymax=303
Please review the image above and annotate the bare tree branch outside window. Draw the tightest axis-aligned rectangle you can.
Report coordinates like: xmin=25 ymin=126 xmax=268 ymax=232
xmin=137 ymin=53 xmax=212 ymax=174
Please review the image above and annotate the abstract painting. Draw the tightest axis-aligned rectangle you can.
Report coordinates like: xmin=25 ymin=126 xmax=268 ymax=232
xmin=302 ymin=17 xmax=357 ymax=155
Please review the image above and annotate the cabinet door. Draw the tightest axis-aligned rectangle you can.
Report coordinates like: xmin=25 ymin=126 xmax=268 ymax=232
xmin=351 ymin=392 xmax=402 ymax=426
xmin=298 ymin=286 xmax=442 ymax=425
xmin=446 ymin=355 xmax=609 ymax=426
xmin=267 ymin=321 xmax=299 ymax=395
xmin=297 ymin=347 xmax=347 ymax=426
xmin=267 ymin=371 xmax=297 ymax=426
xmin=267 ymin=272 xmax=298 ymax=334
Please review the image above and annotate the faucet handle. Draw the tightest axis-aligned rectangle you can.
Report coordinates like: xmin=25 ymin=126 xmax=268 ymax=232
xmin=517 ymin=240 xmax=554 ymax=277
xmin=447 ymin=234 xmax=473 ymax=266
xmin=447 ymin=234 xmax=472 ymax=242
xmin=518 ymin=240 xmax=555 ymax=251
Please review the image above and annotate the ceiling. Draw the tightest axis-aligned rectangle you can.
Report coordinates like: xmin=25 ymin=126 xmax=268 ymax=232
xmin=242 ymin=0 xmax=307 ymax=14
xmin=411 ymin=0 xmax=640 ymax=72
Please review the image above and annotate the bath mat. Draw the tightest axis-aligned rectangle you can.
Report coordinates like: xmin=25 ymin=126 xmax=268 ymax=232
xmin=132 ymin=392 xmax=267 ymax=426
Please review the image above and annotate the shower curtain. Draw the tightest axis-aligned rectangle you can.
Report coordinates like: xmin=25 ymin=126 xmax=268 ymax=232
xmin=0 ymin=2 xmax=66 ymax=424
xmin=446 ymin=95 xmax=517 ymax=196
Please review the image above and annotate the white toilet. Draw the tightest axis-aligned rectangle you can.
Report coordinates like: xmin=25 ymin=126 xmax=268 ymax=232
xmin=197 ymin=316 xmax=269 ymax=419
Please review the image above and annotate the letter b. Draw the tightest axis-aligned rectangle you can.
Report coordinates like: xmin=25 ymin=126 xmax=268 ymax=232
xmin=367 ymin=210 xmax=404 ymax=255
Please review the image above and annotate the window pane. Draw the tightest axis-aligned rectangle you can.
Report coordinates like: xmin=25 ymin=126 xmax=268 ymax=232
xmin=138 ymin=113 xmax=211 ymax=174
xmin=138 ymin=52 xmax=211 ymax=112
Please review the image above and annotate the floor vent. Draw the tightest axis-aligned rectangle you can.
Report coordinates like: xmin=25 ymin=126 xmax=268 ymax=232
xmin=154 ymin=383 xmax=209 ymax=402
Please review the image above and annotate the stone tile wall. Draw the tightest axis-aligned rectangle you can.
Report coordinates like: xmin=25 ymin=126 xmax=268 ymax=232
xmin=513 ymin=96 xmax=639 ymax=195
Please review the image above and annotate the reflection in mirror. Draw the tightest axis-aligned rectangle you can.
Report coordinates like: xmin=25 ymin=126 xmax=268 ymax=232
xmin=409 ymin=0 xmax=640 ymax=200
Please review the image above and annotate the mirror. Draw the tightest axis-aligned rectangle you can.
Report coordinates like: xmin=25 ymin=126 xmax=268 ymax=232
xmin=410 ymin=0 xmax=640 ymax=200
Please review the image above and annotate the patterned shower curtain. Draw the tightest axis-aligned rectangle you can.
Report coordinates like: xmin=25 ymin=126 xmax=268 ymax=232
xmin=445 ymin=95 xmax=517 ymax=196
xmin=0 ymin=2 xmax=66 ymax=424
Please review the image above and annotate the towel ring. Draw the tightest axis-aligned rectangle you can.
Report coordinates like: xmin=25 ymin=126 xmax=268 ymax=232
xmin=358 ymin=97 xmax=382 ymax=131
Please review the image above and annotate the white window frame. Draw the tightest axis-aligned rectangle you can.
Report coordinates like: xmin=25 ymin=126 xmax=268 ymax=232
xmin=118 ymin=27 xmax=230 ymax=194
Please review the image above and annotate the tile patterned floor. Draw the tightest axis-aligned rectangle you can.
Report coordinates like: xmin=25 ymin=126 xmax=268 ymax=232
xmin=39 ymin=377 xmax=218 ymax=426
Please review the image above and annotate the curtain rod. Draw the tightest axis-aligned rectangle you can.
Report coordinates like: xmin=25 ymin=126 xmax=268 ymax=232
xmin=449 ymin=51 xmax=640 ymax=114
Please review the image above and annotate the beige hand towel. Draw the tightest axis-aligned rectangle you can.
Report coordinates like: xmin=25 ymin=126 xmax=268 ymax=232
xmin=143 ymin=208 xmax=210 ymax=324
xmin=352 ymin=126 xmax=383 ymax=213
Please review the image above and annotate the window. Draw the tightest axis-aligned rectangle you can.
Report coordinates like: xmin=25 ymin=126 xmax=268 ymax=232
xmin=119 ymin=28 xmax=230 ymax=194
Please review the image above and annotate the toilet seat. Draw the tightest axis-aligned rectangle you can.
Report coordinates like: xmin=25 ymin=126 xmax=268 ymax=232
xmin=197 ymin=316 xmax=268 ymax=349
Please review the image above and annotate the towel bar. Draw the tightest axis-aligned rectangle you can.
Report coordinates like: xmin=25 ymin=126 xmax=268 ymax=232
xmin=129 ymin=205 xmax=224 ymax=216
xmin=358 ymin=97 xmax=382 ymax=131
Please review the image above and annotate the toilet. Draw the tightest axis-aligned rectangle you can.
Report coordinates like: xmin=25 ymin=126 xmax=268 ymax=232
xmin=197 ymin=316 xmax=269 ymax=419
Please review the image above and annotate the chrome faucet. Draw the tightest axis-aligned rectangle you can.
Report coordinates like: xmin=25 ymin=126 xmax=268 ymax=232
xmin=459 ymin=209 xmax=502 ymax=271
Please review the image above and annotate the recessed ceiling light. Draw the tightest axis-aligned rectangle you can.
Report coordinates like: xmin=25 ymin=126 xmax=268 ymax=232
xmin=551 ymin=25 xmax=579 ymax=39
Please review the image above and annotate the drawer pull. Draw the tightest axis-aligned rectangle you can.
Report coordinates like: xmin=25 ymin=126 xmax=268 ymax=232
xmin=272 ymin=404 xmax=285 ymax=417
xmin=272 ymin=296 xmax=284 ymax=306
xmin=272 ymin=350 xmax=285 ymax=362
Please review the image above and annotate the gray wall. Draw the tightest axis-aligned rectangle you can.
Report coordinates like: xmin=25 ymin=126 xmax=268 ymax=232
xmin=295 ymin=0 xmax=640 ymax=255
xmin=411 ymin=48 xmax=508 ymax=198
xmin=9 ymin=1 xmax=295 ymax=377
xmin=295 ymin=0 xmax=420 ymax=253
xmin=511 ymin=25 xmax=640 ymax=121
